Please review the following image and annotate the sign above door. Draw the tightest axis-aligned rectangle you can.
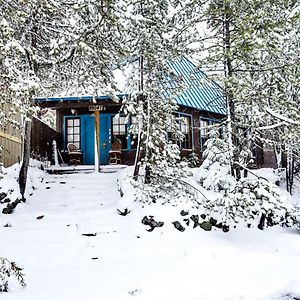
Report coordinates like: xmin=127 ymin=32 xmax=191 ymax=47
xmin=89 ymin=105 xmax=107 ymax=112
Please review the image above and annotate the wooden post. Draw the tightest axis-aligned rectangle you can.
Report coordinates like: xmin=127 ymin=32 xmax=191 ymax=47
xmin=53 ymin=140 xmax=59 ymax=167
xmin=94 ymin=111 xmax=100 ymax=172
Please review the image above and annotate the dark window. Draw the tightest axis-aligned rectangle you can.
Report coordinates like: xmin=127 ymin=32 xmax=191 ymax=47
xmin=180 ymin=115 xmax=192 ymax=149
xmin=167 ymin=113 xmax=192 ymax=149
xmin=66 ymin=118 xmax=80 ymax=149
xmin=200 ymin=119 xmax=209 ymax=150
xmin=112 ymin=115 xmax=127 ymax=149
xmin=166 ymin=114 xmax=180 ymax=146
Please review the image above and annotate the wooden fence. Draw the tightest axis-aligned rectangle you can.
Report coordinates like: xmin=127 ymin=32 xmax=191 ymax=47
xmin=0 ymin=116 xmax=62 ymax=168
xmin=31 ymin=117 xmax=62 ymax=164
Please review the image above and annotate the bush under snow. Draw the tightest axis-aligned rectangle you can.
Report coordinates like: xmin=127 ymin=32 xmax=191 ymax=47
xmin=198 ymin=131 xmax=300 ymax=229
xmin=198 ymin=130 xmax=235 ymax=192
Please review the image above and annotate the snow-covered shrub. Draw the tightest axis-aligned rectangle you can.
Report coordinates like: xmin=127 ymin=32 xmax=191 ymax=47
xmin=0 ymin=258 xmax=25 ymax=292
xmin=135 ymin=148 xmax=199 ymax=206
xmin=187 ymin=150 xmax=200 ymax=167
xmin=198 ymin=130 xmax=235 ymax=191
xmin=0 ymin=160 xmax=45 ymax=213
xmin=204 ymin=179 xmax=299 ymax=229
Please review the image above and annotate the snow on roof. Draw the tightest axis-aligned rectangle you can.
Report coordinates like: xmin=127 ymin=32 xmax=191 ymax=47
xmin=36 ymin=56 xmax=226 ymax=115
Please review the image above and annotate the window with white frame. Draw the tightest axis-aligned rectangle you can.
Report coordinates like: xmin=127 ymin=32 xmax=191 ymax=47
xmin=112 ymin=115 xmax=127 ymax=149
xmin=66 ymin=118 xmax=80 ymax=149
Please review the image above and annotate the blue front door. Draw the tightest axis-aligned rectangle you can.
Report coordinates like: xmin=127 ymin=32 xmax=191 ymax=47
xmin=81 ymin=115 xmax=95 ymax=165
xmin=99 ymin=114 xmax=111 ymax=164
xmin=81 ymin=114 xmax=111 ymax=165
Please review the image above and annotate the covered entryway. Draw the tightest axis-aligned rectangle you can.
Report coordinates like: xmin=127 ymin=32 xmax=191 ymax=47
xmin=77 ymin=114 xmax=112 ymax=165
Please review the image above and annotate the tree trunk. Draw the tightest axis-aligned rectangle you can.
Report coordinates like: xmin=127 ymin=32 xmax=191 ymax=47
xmin=19 ymin=119 xmax=32 ymax=200
xmin=286 ymin=147 xmax=294 ymax=195
xmin=133 ymin=130 xmax=142 ymax=179
xmin=144 ymin=165 xmax=151 ymax=184
xmin=258 ymin=213 xmax=266 ymax=230
xmin=223 ymin=4 xmax=237 ymax=178
xmin=133 ymin=56 xmax=144 ymax=180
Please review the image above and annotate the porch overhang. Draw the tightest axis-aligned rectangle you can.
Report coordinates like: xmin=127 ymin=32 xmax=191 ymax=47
xmin=35 ymin=94 xmax=127 ymax=108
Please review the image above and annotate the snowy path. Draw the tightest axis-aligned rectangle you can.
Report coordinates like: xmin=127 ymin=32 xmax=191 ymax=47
xmin=1 ymin=170 xmax=300 ymax=300
xmin=1 ymin=171 xmax=124 ymax=300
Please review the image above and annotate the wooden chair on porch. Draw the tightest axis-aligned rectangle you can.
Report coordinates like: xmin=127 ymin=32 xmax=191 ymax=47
xmin=67 ymin=143 xmax=82 ymax=165
xmin=109 ymin=139 xmax=122 ymax=165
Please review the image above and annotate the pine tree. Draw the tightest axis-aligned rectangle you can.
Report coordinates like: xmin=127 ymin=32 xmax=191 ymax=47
xmin=1 ymin=0 xmax=126 ymax=199
xmin=122 ymin=0 xmax=197 ymax=204
xmin=180 ymin=0 xmax=300 ymax=180
xmin=198 ymin=129 xmax=235 ymax=192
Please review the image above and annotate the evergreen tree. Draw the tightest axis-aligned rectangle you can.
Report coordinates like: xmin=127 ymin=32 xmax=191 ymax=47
xmin=198 ymin=129 xmax=235 ymax=192
xmin=122 ymin=0 xmax=197 ymax=204
xmin=0 ymin=0 xmax=126 ymax=199
xmin=180 ymin=0 xmax=300 ymax=180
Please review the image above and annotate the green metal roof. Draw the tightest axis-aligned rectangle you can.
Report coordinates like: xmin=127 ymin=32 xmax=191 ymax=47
xmin=166 ymin=57 xmax=226 ymax=115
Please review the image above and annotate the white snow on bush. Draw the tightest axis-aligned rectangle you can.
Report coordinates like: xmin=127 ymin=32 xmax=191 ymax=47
xmin=0 ymin=160 xmax=45 ymax=204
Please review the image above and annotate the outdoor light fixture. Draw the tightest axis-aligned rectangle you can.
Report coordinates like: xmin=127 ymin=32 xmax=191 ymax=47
xmin=71 ymin=109 xmax=77 ymax=115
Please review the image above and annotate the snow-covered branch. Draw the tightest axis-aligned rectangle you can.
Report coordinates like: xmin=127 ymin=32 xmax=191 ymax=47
xmin=266 ymin=108 xmax=300 ymax=126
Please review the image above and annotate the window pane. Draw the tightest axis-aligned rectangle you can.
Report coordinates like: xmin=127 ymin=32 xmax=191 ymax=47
xmin=113 ymin=117 xmax=118 ymax=124
xmin=119 ymin=117 xmax=125 ymax=124
xmin=74 ymin=127 xmax=80 ymax=134
xmin=200 ymin=120 xmax=209 ymax=137
xmin=67 ymin=127 xmax=74 ymax=134
xmin=73 ymin=135 xmax=80 ymax=142
xmin=67 ymin=135 xmax=74 ymax=142
xmin=74 ymin=142 xmax=80 ymax=149
xmin=119 ymin=125 xmax=126 ymax=134
xmin=73 ymin=119 xmax=80 ymax=126
xmin=67 ymin=119 xmax=74 ymax=126
xmin=181 ymin=116 xmax=190 ymax=134
xmin=113 ymin=125 xmax=119 ymax=134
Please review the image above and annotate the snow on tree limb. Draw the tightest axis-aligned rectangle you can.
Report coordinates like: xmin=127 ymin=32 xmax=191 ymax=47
xmin=265 ymin=108 xmax=300 ymax=126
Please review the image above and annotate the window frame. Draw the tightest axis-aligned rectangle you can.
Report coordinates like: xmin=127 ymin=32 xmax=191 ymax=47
xmin=178 ymin=113 xmax=193 ymax=150
xmin=111 ymin=114 xmax=128 ymax=150
xmin=199 ymin=117 xmax=224 ymax=151
xmin=167 ymin=112 xmax=194 ymax=150
xmin=65 ymin=117 xmax=81 ymax=150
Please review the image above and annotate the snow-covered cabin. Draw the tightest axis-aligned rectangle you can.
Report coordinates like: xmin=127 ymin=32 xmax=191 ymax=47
xmin=36 ymin=57 xmax=226 ymax=165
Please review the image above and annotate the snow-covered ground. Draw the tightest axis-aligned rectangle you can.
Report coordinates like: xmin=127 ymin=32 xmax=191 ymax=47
xmin=1 ymin=165 xmax=300 ymax=300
